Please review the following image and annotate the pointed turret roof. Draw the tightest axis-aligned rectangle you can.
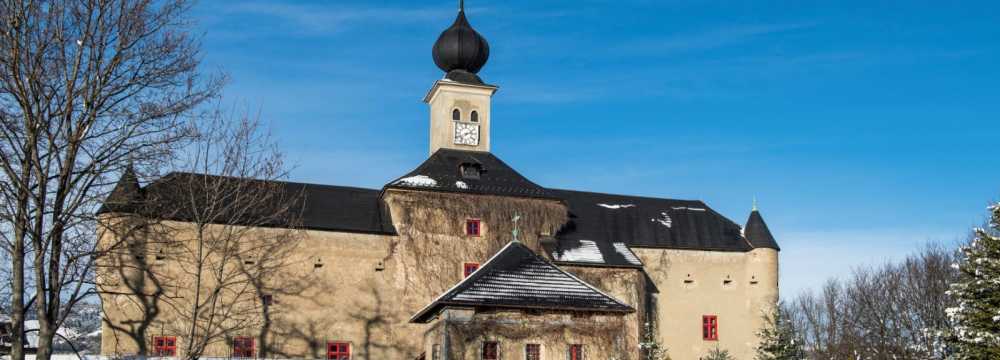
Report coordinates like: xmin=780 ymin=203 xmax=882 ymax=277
xmin=744 ymin=207 xmax=780 ymax=250
xmin=410 ymin=241 xmax=634 ymax=323
xmin=98 ymin=165 xmax=143 ymax=214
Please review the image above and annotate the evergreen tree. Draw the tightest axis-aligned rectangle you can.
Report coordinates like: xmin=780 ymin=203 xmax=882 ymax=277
xmin=639 ymin=321 xmax=670 ymax=360
xmin=945 ymin=202 xmax=1000 ymax=359
xmin=755 ymin=303 xmax=806 ymax=360
xmin=700 ymin=347 xmax=734 ymax=360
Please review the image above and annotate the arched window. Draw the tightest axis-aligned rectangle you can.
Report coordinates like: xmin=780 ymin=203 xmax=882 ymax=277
xmin=452 ymin=109 xmax=461 ymax=121
xmin=470 ymin=111 xmax=479 ymax=122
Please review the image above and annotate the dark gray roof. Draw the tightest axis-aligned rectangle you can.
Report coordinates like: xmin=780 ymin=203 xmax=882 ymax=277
xmin=100 ymin=172 xmax=396 ymax=235
xmin=385 ymin=149 xmax=555 ymax=199
xmin=551 ymin=189 xmax=753 ymax=259
xmin=410 ymin=241 xmax=634 ymax=323
xmin=100 ymin=166 xmax=142 ymax=214
xmin=744 ymin=210 xmax=780 ymax=250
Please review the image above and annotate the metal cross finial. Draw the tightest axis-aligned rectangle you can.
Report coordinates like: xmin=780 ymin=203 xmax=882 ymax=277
xmin=459 ymin=0 xmax=465 ymax=12
xmin=752 ymin=196 xmax=759 ymax=212
xmin=512 ymin=213 xmax=521 ymax=243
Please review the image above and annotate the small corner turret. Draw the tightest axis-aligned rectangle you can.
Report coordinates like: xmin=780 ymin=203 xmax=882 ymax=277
xmin=426 ymin=0 xmax=497 ymax=156
xmin=744 ymin=199 xmax=780 ymax=250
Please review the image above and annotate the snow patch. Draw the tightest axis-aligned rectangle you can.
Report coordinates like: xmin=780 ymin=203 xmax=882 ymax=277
xmin=455 ymin=181 xmax=468 ymax=189
xmin=613 ymin=242 xmax=642 ymax=265
xmin=651 ymin=212 xmax=672 ymax=228
xmin=671 ymin=206 xmax=706 ymax=212
xmin=598 ymin=203 xmax=636 ymax=209
xmin=394 ymin=175 xmax=437 ymax=187
xmin=555 ymin=240 xmax=605 ymax=263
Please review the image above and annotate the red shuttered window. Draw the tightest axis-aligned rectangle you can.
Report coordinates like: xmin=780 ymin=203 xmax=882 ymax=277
xmin=482 ymin=341 xmax=499 ymax=360
xmin=464 ymin=262 xmax=480 ymax=277
xmin=466 ymin=219 xmax=481 ymax=236
xmin=568 ymin=344 xmax=585 ymax=360
xmin=525 ymin=344 xmax=541 ymax=360
xmin=327 ymin=342 xmax=351 ymax=360
xmin=232 ymin=336 xmax=255 ymax=358
xmin=152 ymin=336 xmax=177 ymax=357
xmin=703 ymin=315 xmax=719 ymax=341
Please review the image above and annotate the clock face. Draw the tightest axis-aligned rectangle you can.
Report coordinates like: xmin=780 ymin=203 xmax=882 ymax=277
xmin=454 ymin=122 xmax=480 ymax=146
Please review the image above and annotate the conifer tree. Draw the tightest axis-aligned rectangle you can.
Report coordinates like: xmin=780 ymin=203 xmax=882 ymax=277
xmin=755 ymin=304 xmax=805 ymax=360
xmin=700 ymin=347 xmax=734 ymax=360
xmin=945 ymin=202 xmax=1000 ymax=359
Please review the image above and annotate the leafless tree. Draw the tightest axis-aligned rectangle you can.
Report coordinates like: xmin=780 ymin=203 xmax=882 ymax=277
xmin=786 ymin=244 xmax=958 ymax=360
xmin=149 ymin=113 xmax=304 ymax=360
xmin=0 ymin=1 xmax=221 ymax=359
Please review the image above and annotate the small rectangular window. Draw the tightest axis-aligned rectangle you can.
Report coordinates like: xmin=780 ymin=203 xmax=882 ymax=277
xmin=525 ymin=344 xmax=541 ymax=360
xmin=432 ymin=344 xmax=441 ymax=360
xmin=262 ymin=294 xmax=274 ymax=306
xmin=327 ymin=342 xmax=351 ymax=360
xmin=152 ymin=336 xmax=177 ymax=357
xmin=703 ymin=315 xmax=719 ymax=341
xmin=482 ymin=341 xmax=499 ymax=360
xmin=568 ymin=344 xmax=584 ymax=360
xmin=463 ymin=262 xmax=480 ymax=278
xmin=232 ymin=336 xmax=255 ymax=358
xmin=466 ymin=219 xmax=481 ymax=237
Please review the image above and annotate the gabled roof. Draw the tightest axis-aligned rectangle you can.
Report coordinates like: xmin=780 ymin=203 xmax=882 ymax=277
xmin=744 ymin=210 xmax=780 ymax=250
xmin=385 ymin=149 xmax=555 ymax=199
xmin=410 ymin=241 xmax=634 ymax=323
xmin=99 ymin=172 xmax=396 ymax=235
xmin=551 ymin=189 xmax=752 ymax=258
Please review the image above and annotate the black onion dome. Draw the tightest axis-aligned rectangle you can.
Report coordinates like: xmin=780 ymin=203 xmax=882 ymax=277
xmin=432 ymin=2 xmax=490 ymax=83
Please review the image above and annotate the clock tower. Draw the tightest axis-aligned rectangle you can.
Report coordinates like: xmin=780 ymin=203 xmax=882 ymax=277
xmin=424 ymin=0 xmax=497 ymax=155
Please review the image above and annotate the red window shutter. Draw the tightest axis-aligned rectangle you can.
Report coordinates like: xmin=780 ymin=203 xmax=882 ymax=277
xmin=463 ymin=262 xmax=480 ymax=277
xmin=482 ymin=341 xmax=499 ymax=360
xmin=525 ymin=344 xmax=541 ymax=360
xmin=153 ymin=336 xmax=177 ymax=356
xmin=233 ymin=336 xmax=255 ymax=358
xmin=703 ymin=315 xmax=719 ymax=341
xmin=466 ymin=219 xmax=481 ymax=236
xmin=569 ymin=344 xmax=584 ymax=360
xmin=327 ymin=342 xmax=351 ymax=360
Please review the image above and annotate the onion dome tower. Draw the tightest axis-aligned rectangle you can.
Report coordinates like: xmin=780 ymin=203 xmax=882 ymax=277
xmin=432 ymin=0 xmax=490 ymax=85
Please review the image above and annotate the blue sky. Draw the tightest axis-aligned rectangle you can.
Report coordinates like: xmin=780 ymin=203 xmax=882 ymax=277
xmin=193 ymin=0 xmax=1000 ymax=296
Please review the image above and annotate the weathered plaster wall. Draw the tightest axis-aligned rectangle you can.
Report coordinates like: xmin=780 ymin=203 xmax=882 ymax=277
xmin=561 ymin=265 xmax=646 ymax=357
xmin=634 ymin=247 xmax=779 ymax=360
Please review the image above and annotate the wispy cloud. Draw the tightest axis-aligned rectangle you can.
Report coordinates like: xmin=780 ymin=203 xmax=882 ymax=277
xmin=212 ymin=2 xmax=456 ymax=34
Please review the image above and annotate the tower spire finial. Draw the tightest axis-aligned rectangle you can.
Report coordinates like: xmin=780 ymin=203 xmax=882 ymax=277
xmin=460 ymin=0 xmax=464 ymax=12
xmin=752 ymin=196 xmax=759 ymax=212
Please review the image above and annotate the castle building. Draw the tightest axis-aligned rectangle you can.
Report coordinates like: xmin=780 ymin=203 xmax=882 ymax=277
xmin=97 ymin=2 xmax=779 ymax=359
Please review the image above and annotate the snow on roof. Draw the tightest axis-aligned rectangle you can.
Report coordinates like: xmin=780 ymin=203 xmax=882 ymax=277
xmin=553 ymin=240 xmax=605 ymax=263
xmin=597 ymin=203 xmax=635 ymax=209
xmin=613 ymin=242 xmax=643 ymax=266
xmin=455 ymin=180 xmax=468 ymax=189
xmin=652 ymin=212 xmax=673 ymax=228
xmin=394 ymin=175 xmax=437 ymax=187
xmin=671 ymin=206 xmax=706 ymax=212
xmin=410 ymin=241 xmax=633 ymax=323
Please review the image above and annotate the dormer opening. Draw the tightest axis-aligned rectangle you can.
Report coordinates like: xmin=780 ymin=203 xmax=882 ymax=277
xmin=460 ymin=162 xmax=483 ymax=179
